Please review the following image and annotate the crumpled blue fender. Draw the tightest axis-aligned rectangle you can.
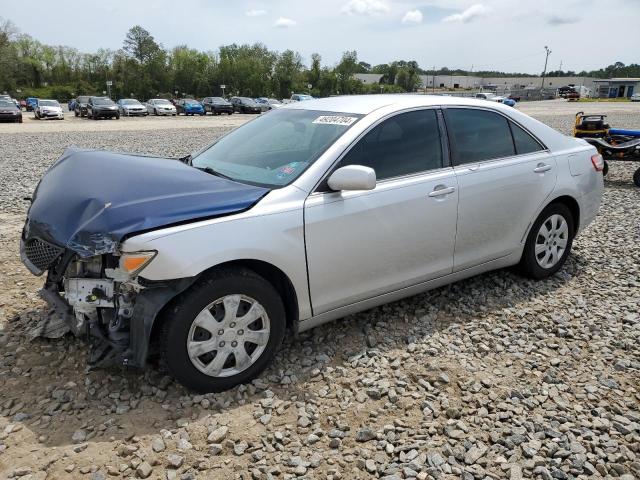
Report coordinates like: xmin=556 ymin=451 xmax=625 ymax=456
xmin=24 ymin=148 xmax=270 ymax=257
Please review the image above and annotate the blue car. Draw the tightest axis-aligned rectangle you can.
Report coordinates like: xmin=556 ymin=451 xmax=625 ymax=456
xmin=176 ymin=99 xmax=204 ymax=116
xmin=25 ymin=97 xmax=39 ymax=112
xmin=502 ymin=98 xmax=516 ymax=107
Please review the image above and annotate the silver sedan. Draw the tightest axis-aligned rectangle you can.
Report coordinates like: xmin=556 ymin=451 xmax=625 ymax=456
xmin=145 ymin=99 xmax=177 ymax=116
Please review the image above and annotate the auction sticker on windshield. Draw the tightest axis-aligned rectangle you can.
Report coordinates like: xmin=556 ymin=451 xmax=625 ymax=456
xmin=312 ymin=115 xmax=358 ymax=126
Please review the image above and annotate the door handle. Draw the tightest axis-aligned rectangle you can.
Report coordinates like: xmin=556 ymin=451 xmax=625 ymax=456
xmin=428 ymin=186 xmax=456 ymax=197
xmin=533 ymin=163 xmax=552 ymax=173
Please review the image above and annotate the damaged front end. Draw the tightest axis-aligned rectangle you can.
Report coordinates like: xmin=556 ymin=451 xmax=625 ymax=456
xmin=19 ymin=147 xmax=269 ymax=368
xmin=21 ymin=237 xmax=195 ymax=367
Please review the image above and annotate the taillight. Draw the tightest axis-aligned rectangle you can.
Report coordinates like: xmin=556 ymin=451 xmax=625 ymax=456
xmin=591 ymin=154 xmax=604 ymax=172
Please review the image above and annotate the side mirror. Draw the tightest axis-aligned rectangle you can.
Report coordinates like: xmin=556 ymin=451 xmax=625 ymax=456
xmin=327 ymin=165 xmax=376 ymax=191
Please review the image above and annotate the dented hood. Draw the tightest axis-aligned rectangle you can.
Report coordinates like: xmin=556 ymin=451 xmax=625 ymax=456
xmin=24 ymin=148 xmax=269 ymax=257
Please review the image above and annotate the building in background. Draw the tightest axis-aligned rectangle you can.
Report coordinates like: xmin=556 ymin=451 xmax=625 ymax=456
xmin=592 ymin=78 xmax=640 ymax=98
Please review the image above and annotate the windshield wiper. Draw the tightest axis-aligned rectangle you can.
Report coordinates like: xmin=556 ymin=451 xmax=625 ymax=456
xmin=194 ymin=165 xmax=234 ymax=181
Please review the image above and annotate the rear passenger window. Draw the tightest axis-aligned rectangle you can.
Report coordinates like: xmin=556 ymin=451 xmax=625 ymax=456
xmin=445 ymin=109 xmax=515 ymax=164
xmin=510 ymin=121 xmax=544 ymax=154
xmin=340 ymin=109 xmax=443 ymax=180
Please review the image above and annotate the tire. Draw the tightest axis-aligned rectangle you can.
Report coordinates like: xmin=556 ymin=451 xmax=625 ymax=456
xmin=154 ymin=108 xmax=158 ymax=116
xmin=602 ymin=160 xmax=609 ymax=177
xmin=161 ymin=267 xmax=286 ymax=393
xmin=74 ymin=110 xmax=79 ymax=117
xmin=519 ymin=203 xmax=575 ymax=280
xmin=115 ymin=114 xmax=120 ymax=120
xmin=633 ymin=168 xmax=640 ymax=188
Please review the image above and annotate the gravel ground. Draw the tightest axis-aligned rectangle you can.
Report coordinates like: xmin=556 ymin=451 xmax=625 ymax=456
xmin=0 ymin=102 xmax=638 ymax=479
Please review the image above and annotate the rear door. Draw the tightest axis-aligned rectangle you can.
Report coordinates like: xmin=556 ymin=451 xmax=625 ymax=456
xmin=304 ymin=109 xmax=459 ymax=314
xmin=444 ymin=107 xmax=557 ymax=271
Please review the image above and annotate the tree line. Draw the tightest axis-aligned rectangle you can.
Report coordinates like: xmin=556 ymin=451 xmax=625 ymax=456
xmin=1 ymin=18 xmax=638 ymax=101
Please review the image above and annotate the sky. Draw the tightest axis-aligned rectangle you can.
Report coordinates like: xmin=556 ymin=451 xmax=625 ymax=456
xmin=2 ymin=0 xmax=639 ymax=74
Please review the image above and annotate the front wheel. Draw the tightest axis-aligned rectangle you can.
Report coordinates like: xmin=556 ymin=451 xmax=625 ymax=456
xmin=519 ymin=203 xmax=574 ymax=280
xmin=633 ymin=167 xmax=640 ymax=187
xmin=162 ymin=268 xmax=286 ymax=393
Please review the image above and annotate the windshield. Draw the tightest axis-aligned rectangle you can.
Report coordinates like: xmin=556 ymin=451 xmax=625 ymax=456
xmin=296 ymin=95 xmax=313 ymax=101
xmin=154 ymin=99 xmax=171 ymax=105
xmin=122 ymin=99 xmax=140 ymax=105
xmin=78 ymin=96 xmax=90 ymax=103
xmin=39 ymin=100 xmax=59 ymax=107
xmin=212 ymin=97 xmax=228 ymax=104
xmin=184 ymin=100 xmax=200 ymax=106
xmin=268 ymin=99 xmax=282 ymax=104
xmin=239 ymin=97 xmax=257 ymax=106
xmin=0 ymin=100 xmax=14 ymax=107
xmin=93 ymin=97 xmax=114 ymax=105
xmin=192 ymin=109 xmax=362 ymax=188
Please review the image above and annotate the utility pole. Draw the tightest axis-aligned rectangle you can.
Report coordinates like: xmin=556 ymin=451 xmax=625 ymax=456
xmin=559 ymin=60 xmax=563 ymax=72
xmin=432 ymin=66 xmax=436 ymax=93
xmin=541 ymin=46 xmax=552 ymax=89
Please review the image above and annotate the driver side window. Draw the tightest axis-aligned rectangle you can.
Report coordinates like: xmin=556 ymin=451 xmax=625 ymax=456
xmin=339 ymin=109 xmax=444 ymax=180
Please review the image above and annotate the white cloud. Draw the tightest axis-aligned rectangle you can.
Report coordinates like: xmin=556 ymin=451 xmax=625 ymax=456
xmin=274 ymin=16 xmax=297 ymax=28
xmin=546 ymin=14 xmax=581 ymax=25
xmin=442 ymin=4 xmax=490 ymax=23
xmin=401 ymin=9 xmax=423 ymax=24
xmin=341 ymin=0 xmax=390 ymax=16
xmin=245 ymin=9 xmax=267 ymax=17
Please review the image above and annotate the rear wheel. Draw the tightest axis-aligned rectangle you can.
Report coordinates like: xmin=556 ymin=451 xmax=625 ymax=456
xmin=162 ymin=268 xmax=285 ymax=392
xmin=633 ymin=168 xmax=640 ymax=187
xmin=519 ymin=203 xmax=574 ymax=280
xmin=603 ymin=160 xmax=609 ymax=177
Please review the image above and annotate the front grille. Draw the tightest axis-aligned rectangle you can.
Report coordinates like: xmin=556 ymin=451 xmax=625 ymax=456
xmin=24 ymin=238 xmax=64 ymax=272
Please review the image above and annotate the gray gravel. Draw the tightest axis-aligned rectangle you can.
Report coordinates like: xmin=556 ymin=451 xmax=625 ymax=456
xmin=0 ymin=106 xmax=638 ymax=479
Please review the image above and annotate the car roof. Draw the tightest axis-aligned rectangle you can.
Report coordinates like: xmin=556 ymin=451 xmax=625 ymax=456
xmin=284 ymin=94 xmax=514 ymax=115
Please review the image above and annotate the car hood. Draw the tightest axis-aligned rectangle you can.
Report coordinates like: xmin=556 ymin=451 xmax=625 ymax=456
xmin=23 ymin=148 xmax=270 ymax=257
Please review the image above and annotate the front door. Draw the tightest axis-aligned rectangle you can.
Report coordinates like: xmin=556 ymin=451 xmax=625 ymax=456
xmin=304 ymin=109 xmax=459 ymax=315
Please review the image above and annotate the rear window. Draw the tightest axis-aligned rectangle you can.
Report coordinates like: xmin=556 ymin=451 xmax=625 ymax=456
xmin=510 ymin=121 xmax=545 ymax=154
xmin=445 ymin=109 xmax=515 ymax=164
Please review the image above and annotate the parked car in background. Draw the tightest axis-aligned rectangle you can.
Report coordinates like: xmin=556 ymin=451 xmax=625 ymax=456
xmin=87 ymin=97 xmax=119 ymax=119
xmin=255 ymin=98 xmax=283 ymax=111
xmin=146 ymin=99 xmax=177 ymax=116
xmin=631 ymin=93 xmax=640 ymax=102
xmin=290 ymin=93 xmax=313 ymax=102
xmin=25 ymin=97 xmax=38 ymax=111
xmin=508 ymin=94 xmax=521 ymax=102
xmin=502 ymin=98 xmax=517 ymax=107
xmin=68 ymin=99 xmax=76 ymax=112
xmin=0 ymin=98 xmax=22 ymax=122
xmin=19 ymin=100 xmax=27 ymax=110
xmin=19 ymin=95 xmax=603 ymax=392
xmin=202 ymin=97 xmax=233 ymax=115
xmin=35 ymin=99 xmax=64 ymax=120
xmin=176 ymin=99 xmax=205 ymax=116
xmin=74 ymin=96 xmax=91 ymax=117
xmin=230 ymin=97 xmax=262 ymax=114
xmin=117 ymin=98 xmax=148 ymax=116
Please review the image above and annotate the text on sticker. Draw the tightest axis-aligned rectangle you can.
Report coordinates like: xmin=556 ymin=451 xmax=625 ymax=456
xmin=312 ymin=116 xmax=358 ymax=126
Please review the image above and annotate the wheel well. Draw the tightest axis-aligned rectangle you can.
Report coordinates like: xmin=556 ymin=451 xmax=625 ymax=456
xmin=148 ymin=260 xmax=299 ymax=361
xmin=550 ymin=195 xmax=580 ymax=234
xmin=213 ymin=260 xmax=299 ymax=329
